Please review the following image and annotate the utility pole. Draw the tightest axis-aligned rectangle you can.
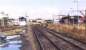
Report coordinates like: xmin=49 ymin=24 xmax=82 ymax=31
xmin=52 ymin=15 xmax=54 ymax=24
xmin=25 ymin=12 xmax=28 ymax=34
xmin=85 ymin=9 xmax=86 ymax=33
xmin=73 ymin=0 xmax=80 ymax=28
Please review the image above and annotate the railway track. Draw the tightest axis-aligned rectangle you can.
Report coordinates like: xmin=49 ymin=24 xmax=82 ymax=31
xmin=42 ymin=28 xmax=86 ymax=50
xmin=32 ymin=27 xmax=59 ymax=50
xmin=32 ymin=25 xmax=86 ymax=50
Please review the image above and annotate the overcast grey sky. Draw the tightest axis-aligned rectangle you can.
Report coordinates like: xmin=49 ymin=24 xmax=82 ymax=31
xmin=0 ymin=0 xmax=86 ymax=19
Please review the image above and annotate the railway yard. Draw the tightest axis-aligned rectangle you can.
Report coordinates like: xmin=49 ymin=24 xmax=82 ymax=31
xmin=0 ymin=23 xmax=86 ymax=50
xmin=0 ymin=15 xmax=86 ymax=50
xmin=1 ymin=0 xmax=86 ymax=50
xmin=19 ymin=23 xmax=86 ymax=50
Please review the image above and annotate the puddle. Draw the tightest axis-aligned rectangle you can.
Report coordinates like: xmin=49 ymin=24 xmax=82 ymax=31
xmin=0 ymin=35 xmax=22 ymax=50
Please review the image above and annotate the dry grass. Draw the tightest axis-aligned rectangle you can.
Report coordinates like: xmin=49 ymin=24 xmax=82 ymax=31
xmin=3 ymin=28 xmax=23 ymax=36
xmin=47 ymin=24 xmax=86 ymax=43
xmin=0 ymin=26 xmax=23 ymax=36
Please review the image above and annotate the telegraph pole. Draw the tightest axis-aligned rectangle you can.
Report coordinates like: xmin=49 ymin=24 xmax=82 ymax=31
xmin=73 ymin=0 xmax=79 ymax=27
xmin=25 ymin=12 xmax=28 ymax=34
xmin=85 ymin=9 xmax=86 ymax=33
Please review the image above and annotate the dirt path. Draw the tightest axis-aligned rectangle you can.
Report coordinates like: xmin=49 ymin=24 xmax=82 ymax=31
xmin=20 ymin=25 xmax=39 ymax=50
